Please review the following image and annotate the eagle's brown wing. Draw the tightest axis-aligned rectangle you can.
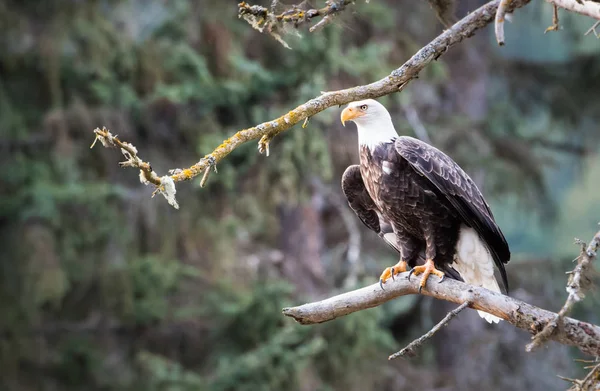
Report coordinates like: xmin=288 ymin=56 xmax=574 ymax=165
xmin=341 ymin=165 xmax=398 ymax=252
xmin=395 ymin=136 xmax=510 ymax=292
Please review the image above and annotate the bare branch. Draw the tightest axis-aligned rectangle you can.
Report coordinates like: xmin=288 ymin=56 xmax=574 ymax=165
xmin=93 ymin=0 xmax=533 ymax=207
xmin=526 ymin=230 xmax=600 ymax=352
xmin=388 ymin=301 xmax=470 ymax=360
xmin=544 ymin=0 xmax=600 ymax=21
xmin=282 ymin=272 xmax=600 ymax=357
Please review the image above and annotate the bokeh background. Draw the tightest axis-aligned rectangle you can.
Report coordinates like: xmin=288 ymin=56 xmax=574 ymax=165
xmin=2 ymin=1 xmax=600 ymax=390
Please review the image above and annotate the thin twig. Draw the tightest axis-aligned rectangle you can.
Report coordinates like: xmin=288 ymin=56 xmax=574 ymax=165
xmin=545 ymin=4 xmax=560 ymax=33
xmin=94 ymin=0 xmax=533 ymax=207
xmin=585 ymin=20 xmax=600 ymax=37
xmin=495 ymin=0 xmax=513 ymax=45
xmin=528 ymin=229 xmax=599 ymax=352
xmin=577 ymin=362 xmax=600 ymax=390
xmin=388 ymin=301 xmax=470 ymax=360
xmin=562 ymin=361 xmax=600 ymax=390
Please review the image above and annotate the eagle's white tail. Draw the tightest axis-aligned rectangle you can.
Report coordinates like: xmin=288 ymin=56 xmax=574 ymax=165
xmin=452 ymin=226 xmax=502 ymax=324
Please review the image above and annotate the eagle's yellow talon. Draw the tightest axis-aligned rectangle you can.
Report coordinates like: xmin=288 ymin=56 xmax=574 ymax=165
xmin=408 ymin=259 xmax=444 ymax=292
xmin=378 ymin=260 xmax=408 ymax=289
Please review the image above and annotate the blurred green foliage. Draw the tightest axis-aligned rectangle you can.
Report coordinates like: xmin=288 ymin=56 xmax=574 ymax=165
xmin=1 ymin=0 xmax=600 ymax=390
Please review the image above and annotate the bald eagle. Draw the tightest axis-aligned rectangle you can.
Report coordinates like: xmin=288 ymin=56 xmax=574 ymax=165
xmin=340 ymin=99 xmax=510 ymax=323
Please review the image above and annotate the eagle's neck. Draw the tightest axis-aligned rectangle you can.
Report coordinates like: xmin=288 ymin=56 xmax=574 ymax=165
xmin=356 ymin=117 xmax=399 ymax=151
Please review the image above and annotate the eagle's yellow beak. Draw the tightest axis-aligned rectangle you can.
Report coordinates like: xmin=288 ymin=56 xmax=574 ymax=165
xmin=340 ymin=107 xmax=365 ymax=126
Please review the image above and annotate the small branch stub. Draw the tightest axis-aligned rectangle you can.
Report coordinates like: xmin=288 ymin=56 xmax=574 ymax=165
xmin=258 ymin=134 xmax=272 ymax=156
xmin=495 ymin=0 xmax=513 ymax=45
xmin=545 ymin=4 xmax=560 ymax=33
xmin=200 ymin=156 xmax=218 ymax=188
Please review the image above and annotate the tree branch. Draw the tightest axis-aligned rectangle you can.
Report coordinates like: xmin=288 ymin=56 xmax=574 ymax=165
xmin=545 ymin=0 xmax=600 ymax=21
xmin=282 ymin=273 xmax=600 ymax=357
xmin=93 ymin=0 xmax=532 ymax=207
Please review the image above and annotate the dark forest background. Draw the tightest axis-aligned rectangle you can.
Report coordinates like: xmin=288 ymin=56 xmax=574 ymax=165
xmin=2 ymin=1 xmax=600 ymax=390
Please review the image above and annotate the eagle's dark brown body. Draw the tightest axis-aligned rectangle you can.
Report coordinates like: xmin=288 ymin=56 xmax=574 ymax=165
xmin=359 ymin=142 xmax=461 ymax=269
xmin=342 ymin=136 xmax=510 ymax=292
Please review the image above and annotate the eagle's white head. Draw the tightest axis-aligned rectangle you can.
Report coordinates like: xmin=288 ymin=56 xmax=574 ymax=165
xmin=340 ymin=99 xmax=399 ymax=150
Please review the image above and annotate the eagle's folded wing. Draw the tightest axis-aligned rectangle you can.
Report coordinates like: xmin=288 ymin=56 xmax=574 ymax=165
xmin=395 ymin=136 xmax=510 ymax=293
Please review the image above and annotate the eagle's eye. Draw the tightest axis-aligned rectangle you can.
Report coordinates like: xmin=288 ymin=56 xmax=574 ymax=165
xmin=359 ymin=104 xmax=368 ymax=111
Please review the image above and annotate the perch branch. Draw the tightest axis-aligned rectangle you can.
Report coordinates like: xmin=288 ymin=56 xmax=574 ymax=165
xmin=388 ymin=301 xmax=470 ymax=360
xmin=93 ymin=0 xmax=532 ymax=207
xmin=526 ymin=230 xmax=600 ymax=352
xmin=544 ymin=0 xmax=600 ymax=21
xmin=282 ymin=272 xmax=600 ymax=357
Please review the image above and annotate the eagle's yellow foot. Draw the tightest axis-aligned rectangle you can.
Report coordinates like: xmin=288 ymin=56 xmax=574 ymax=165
xmin=408 ymin=259 xmax=445 ymax=293
xmin=379 ymin=260 xmax=408 ymax=290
